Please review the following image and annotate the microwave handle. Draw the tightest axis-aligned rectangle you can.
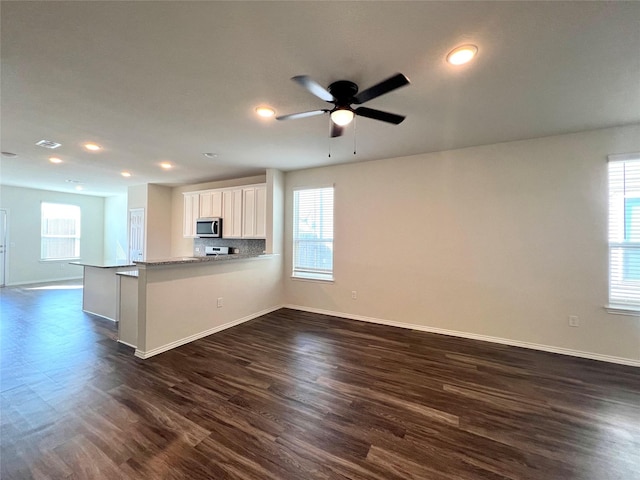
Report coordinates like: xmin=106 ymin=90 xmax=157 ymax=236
xmin=212 ymin=221 xmax=218 ymax=235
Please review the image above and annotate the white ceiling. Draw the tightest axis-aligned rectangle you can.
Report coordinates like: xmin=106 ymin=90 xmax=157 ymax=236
xmin=2 ymin=1 xmax=639 ymax=197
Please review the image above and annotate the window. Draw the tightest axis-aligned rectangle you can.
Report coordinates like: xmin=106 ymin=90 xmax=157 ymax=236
xmin=293 ymin=186 xmax=334 ymax=281
xmin=41 ymin=202 xmax=81 ymax=260
xmin=608 ymin=155 xmax=640 ymax=307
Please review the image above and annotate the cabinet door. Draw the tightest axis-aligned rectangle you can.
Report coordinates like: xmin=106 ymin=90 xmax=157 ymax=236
xmin=241 ymin=185 xmax=267 ymax=239
xmin=222 ymin=189 xmax=242 ymax=238
xmin=242 ymin=188 xmax=256 ymax=238
xmin=183 ymin=193 xmax=200 ymax=237
xmin=255 ymin=185 xmax=267 ymax=238
xmin=199 ymin=191 xmax=222 ymax=218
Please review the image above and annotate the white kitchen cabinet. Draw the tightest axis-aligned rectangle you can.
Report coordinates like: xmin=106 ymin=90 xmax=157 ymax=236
xmin=222 ymin=188 xmax=243 ymax=238
xmin=199 ymin=190 xmax=223 ymax=218
xmin=242 ymin=184 xmax=267 ymax=238
xmin=183 ymin=192 xmax=200 ymax=237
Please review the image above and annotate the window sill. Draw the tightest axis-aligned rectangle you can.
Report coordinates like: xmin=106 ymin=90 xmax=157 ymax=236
xmin=291 ymin=274 xmax=334 ymax=284
xmin=605 ymin=304 xmax=640 ymax=317
xmin=40 ymin=258 xmax=81 ymax=263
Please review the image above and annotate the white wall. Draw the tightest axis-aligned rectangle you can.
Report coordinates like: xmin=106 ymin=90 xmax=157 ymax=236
xmin=104 ymin=194 xmax=128 ymax=264
xmin=127 ymin=183 xmax=173 ymax=261
xmin=284 ymin=124 xmax=640 ymax=364
xmin=0 ymin=185 xmax=104 ymax=285
xmin=146 ymin=184 xmax=172 ymax=259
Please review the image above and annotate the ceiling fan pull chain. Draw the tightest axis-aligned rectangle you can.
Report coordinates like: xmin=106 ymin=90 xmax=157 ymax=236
xmin=328 ymin=124 xmax=332 ymax=158
xmin=353 ymin=116 xmax=357 ymax=155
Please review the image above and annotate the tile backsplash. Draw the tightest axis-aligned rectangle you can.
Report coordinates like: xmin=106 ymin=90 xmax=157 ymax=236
xmin=193 ymin=238 xmax=266 ymax=257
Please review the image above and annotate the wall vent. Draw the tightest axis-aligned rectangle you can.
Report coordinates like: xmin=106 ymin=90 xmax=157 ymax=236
xmin=36 ymin=139 xmax=61 ymax=149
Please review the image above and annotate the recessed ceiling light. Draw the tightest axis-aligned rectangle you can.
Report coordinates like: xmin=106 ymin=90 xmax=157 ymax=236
xmin=36 ymin=140 xmax=61 ymax=149
xmin=255 ymin=106 xmax=276 ymax=118
xmin=49 ymin=157 xmax=63 ymax=164
xmin=84 ymin=143 xmax=102 ymax=151
xmin=203 ymin=153 xmax=218 ymax=159
xmin=1 ymin=151 xmax=18 ymax=158
xmin=75 ymin=185 xmax=84 ymax=191
xmin=121 ymin=171 xmax=132 ymax=177
xmin=446 ymin=44 xmax=478 ymax=66
xmin=160 ymin=162 xmax=173 ymax=169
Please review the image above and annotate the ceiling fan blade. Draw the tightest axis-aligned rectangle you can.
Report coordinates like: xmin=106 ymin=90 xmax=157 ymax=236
xmin=353 ymin=73 xmax=410 ymax=105
xmin=276 ymin=109 xmax=329 ymax=121
xmin=330 ymin=122 xmax=344 ymax=138
xmin=292 ymin=75 xmax=335 ymax=102
xmin=355 ymin=107 xmax=405 ymax=125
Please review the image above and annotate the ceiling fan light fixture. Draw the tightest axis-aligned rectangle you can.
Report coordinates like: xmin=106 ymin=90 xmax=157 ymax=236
xmin=330 ymin=109 xmax=354 ymax=126
xmin=447 ymin=44 xmax=478 ymax=65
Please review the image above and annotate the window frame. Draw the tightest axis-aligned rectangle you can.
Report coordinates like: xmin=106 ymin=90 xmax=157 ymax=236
xmin=40 ymin=202 xmax=82 ymax=261
xmin=607 ymin=153 xmax=640 ymax=315
xmin=292 ymin=185 xmax=334 ymax=282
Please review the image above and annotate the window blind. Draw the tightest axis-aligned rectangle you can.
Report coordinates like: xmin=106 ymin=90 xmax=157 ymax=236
xmin=293 ymin=187 xmax=334 ymax=280
xmin=608 ymin=157 xmax=640 ymax=306
xmin=41 ymin=203 xmax=81 ymax=260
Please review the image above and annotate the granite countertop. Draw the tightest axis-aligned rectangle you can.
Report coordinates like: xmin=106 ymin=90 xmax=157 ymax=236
xmin=116 ymin=270 xmax=139 ymax=278
xmin=69 ymin=261 xmax=136 ymax=269
xmin=134 ymin=253 xmax=274 ymax=267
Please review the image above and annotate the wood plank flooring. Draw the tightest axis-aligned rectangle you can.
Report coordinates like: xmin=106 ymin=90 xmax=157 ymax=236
xmin=1 ymin=281 xmax=639 ymax=479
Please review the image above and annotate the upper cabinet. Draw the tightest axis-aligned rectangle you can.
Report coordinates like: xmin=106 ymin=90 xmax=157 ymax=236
xmin=183 ymin=184 xmax=266 ymax=239
xmin=183 ymin=192 xmax=200 ymax=238
xmin=242 ymin=185 xmax=267 ymax=238
xmin=199 ymin=190 xmax=223 ymax=218
xmin=222 ymin=189 xmax=243 ymax=238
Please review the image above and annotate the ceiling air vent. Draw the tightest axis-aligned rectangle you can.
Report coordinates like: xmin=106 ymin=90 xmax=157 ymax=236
xmin=36 ymin=139 xmax=62 ymax=149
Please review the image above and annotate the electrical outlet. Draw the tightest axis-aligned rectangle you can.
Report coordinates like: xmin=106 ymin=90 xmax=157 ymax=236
xmin=217 ymin=297 xmax=223 ymax=308
xmin=195 ymin=246 xmax=201 ymax=253
xmin=568 ymin=315 xmax=579 ymax=327
xmin=351 ymin=291 xmax=357 ymax=299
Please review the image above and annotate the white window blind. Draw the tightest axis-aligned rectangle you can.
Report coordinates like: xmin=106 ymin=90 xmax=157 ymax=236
xmin=41 ymin=202 xmax=81 ymax=260
xmin=293 ymin=187 xmax=334 ymax=280
xmin=608 ymin=156 xmax=640 ymax=306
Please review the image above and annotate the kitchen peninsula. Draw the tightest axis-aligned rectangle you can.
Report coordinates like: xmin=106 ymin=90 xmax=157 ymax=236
xmin=71 ymin=262 xmax=135 ymax=321
xmin=127 ymin=252 xmax=282 ymax=359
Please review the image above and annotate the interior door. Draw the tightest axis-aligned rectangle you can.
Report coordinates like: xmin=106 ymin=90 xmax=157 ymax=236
xmin=0 ymin=209 xmax=6 ymax=286
xmin=129 ymin=208 xmax=145 ymax=262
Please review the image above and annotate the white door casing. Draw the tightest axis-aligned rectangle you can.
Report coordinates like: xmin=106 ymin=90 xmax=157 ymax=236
xmin=129 ymin=208 xmax=145 ymax=262
xmin=0 ymin=209 xmax=6 ymax=286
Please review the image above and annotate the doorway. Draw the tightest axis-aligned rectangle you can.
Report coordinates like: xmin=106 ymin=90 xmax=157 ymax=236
xmin=128 ymin=208 xmax=144 ymax=263
xmin=0 ymin=209 xmax=6 ymax=286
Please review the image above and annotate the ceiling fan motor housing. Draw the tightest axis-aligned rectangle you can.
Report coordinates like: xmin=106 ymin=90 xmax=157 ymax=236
xmin=328 ymin=80 xmax=359 ymax=109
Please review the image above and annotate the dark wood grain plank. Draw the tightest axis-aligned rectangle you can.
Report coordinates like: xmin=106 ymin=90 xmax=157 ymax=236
xmin=2 ymin=281 xmax=639 ymax=479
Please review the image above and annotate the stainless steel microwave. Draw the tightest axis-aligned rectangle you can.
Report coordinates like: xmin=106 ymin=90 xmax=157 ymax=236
xmin=195 ymin=217 xmax=222 ymax=238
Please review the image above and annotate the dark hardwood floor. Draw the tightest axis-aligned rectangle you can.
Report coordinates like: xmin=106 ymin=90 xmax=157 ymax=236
xmin=1 ymin=281 xmax=639 ymax=479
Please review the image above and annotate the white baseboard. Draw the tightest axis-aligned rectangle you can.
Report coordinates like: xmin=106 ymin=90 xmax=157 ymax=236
xmin=117 ymin=339 xmax=137 ymax=349
xmin=134 ymin=305 xmax=282 ymax=359
xmin=283 ymin=304 xmax=640 ymax=368
xmin=83 ymin=309 xmax=117 ymax=322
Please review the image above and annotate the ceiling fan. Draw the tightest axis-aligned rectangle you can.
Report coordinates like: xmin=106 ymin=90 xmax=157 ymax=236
xmin=276 ymin=73 xmax=410 ymax=137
